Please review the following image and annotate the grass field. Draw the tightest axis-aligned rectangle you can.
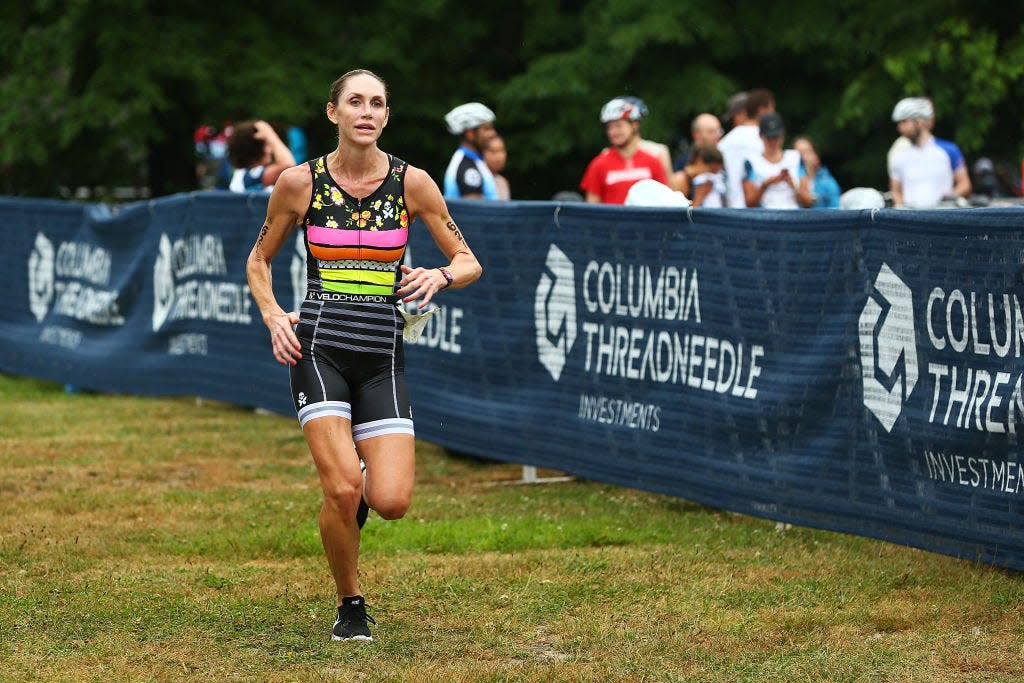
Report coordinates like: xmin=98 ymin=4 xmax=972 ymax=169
xmin=1 ymin=373 xmax=1023 ymax=682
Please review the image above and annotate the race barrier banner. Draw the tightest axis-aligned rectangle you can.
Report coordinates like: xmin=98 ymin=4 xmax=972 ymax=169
xmin=3 ymin=193 xmax=1024 ymax=570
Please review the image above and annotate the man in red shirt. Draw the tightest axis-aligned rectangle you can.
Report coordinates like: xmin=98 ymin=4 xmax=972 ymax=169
xmin=580 ymin=97 xmax=669 ymax=204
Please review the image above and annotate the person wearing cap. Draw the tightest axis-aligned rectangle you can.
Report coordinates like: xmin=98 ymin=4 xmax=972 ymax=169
xmin=442 ymin=102 xmax=499 ymax=200
xmin=718 ymin=88 xmax=776 ymax=208
xmin=579 ymin=97 xmax=669 ymax=204
xmin=742 ymin=112 xmax=814 ymax=209
xmin=888 ymin=97 xmax=954 ymax=208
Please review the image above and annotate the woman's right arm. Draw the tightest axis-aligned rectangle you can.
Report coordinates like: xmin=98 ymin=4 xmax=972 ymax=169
xmin=245 ymin=164 xmax=310 ymax=365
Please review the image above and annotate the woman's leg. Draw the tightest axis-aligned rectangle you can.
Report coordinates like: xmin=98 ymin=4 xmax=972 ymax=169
xmin=357 ymin=433 xmax=416 ymax=521
xmin=303 ymin=416 xmax=363 ymax=602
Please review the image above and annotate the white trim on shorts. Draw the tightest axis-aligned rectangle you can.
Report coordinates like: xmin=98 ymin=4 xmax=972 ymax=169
xmin=298 ymin=400 xmax=352 ymax=428
xmin=353 ymin=417 xmax=415 ymax=442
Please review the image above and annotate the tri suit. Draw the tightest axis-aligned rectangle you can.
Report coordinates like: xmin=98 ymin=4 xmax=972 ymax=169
xmin=289 ymin=153 xmax=415 ymax=441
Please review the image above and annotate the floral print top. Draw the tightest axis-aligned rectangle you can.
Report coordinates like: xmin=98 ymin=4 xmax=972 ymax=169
xmin=302 ymin=154 xmax=410 ymax=299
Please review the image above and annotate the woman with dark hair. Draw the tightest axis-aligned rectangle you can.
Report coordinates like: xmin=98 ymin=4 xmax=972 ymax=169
xmin=793 ymin=136 xmax=842 ymax=209
xmin=245 ymin=69 xmax=482 ymax=641
xmin=225 ymin=120 xmax=296 ymax=192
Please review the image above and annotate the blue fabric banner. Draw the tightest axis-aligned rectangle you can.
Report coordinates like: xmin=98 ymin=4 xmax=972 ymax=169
xmin=3 ymin=192 xmax=1024 ymax=570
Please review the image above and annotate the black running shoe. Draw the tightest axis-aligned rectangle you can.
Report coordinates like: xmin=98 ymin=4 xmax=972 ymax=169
xmin=332 ymin=596 xmax=375 ymax=642
xmin=356 ymin=496 xmax=369 ymax=529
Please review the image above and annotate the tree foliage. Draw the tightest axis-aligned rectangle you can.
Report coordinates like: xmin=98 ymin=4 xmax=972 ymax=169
xmin=1 ymin=0 xmax=1022 ymax=199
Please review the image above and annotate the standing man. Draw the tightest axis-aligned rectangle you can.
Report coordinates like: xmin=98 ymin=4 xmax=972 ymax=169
xmin=888 ymin=97 xmax=971 ymax=201
xmin=443 ymin=102 xmax=499 ymax=200
xmin=718 ymin=88 xmax=776 ymax=208
xmin=580 ymin=97 xmax=669 ymax=204
xmin=888 ymin=98 xmax=954 ymax=208
xmin=620 ymin=96 xmax=673 ymax=181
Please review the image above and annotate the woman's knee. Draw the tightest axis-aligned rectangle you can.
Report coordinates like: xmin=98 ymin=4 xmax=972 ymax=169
xmin=321 ymin=479 xmax=362 ymax=514
xmin=372 ymin=493 xmax=412 ymax=520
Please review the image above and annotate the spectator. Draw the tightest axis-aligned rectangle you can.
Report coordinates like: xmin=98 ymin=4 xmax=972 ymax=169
xmin=287 ymin=125 xmax=308 ymax=164
xmin=888 ymin=97 xmax=971 ymax=201
xmin=719 ymin=88 xmax=776 ymax=207
xmin=225 ymin=120 xmax=296 ymax=193
xmin=888 ymin=98 xmax=953 ymax=208
xmin=680 ymin=144 xmax=726 ymax=207
xmin=482 ymin=134 xmax=510 ymax=200
xmin=194 ymin=123 xmax=230 ymax=190
xmin=620 ymin=96 xmax=674 ymax=181
xmin=722 ymin=91 xmax=750 ymax=130
xmin=972 ymin=158 xmax=999 ymax=198
xmin=743 ymin=113 xmax=813 ymax=209
xmin=792 ymin=136 xmax=841 ymax=208
xmin=971 ymin=158 xmax=1018 ymax=199
xmin=442 ymin=102 xmax=499 ymax=200
xmin=671 ymin=113 xmax=724 ymax=195
xmin=580 ymin=97 xmax=669 ymax=204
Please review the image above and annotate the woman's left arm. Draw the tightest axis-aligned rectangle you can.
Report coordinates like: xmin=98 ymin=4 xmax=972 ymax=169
xmin=397 ymin=166 xmax=483 ymax=308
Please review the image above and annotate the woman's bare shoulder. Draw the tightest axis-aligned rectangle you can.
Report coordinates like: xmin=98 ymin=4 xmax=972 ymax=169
xmin=276 ymin=163 xmax=313 ymax=191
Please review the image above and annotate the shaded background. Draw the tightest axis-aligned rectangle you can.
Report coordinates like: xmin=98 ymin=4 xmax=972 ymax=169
xmin=1 ymin=0 xmax=1022 ymax=200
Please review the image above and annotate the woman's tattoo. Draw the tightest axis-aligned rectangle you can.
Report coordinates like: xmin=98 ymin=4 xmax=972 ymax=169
xmin=255 ymin=223 xmax=270 ymax=248
xmin=445 ymin=217 xmax=465 ymax=243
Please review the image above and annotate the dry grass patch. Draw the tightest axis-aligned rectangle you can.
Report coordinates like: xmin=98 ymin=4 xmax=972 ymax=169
xmin=3 ymin=375 xmax=1024 ymax=682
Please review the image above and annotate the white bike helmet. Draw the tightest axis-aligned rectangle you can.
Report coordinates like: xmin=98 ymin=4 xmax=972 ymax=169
xmin=891 ymin=97 xmax=933 ymax=122
xmin=600 ymin=97 xmax=644 ymax=123
xmin=445 ymin=102 xmax=496 ymax=134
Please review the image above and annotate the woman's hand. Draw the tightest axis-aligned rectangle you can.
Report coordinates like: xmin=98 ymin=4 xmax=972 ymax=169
xmin=265 ymin=311 xmax=302 ymax=365
xmin=397 ymin=264 xmax=447 ymax=309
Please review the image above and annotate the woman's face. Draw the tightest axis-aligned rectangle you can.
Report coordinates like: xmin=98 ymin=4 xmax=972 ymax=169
xmin=483 ymin=137 xmax=506 ymax=173
xmin=793 ymin=139 xmax=819 ymax=167
xmin=761 ymin=134 xmax=784 ymax=153
xmin=327 ymin=74 xmax=389 ymax=143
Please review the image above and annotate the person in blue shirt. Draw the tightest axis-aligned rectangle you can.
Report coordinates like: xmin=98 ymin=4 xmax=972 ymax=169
xmin=442 ymin=102 xmax=499 ymax=200
xmin=793 ymin=136 xmax=841 ymax=209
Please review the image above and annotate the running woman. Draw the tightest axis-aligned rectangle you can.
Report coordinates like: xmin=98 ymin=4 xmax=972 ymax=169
xmin=245 ymin=69 xmax=482 ymax=642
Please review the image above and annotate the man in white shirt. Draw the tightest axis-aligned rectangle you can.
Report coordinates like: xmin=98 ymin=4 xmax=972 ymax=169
xmin=718 ymin=88 xmax=775 ymax=208
xmin=888 ymin=98 xmax=954 ymax=208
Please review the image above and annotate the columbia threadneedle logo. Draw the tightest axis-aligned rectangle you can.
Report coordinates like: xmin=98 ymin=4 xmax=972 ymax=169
xmin=28 ymin=232 xmax=55 ymax=322
xmin=534 ymin=244 xmax=577 ymax=381
xmin=859 ymin=263 xmax=919 ymax=432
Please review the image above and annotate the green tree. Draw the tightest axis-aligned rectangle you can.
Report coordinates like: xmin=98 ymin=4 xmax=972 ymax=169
xmin=1 ymin=0 xmax=1022 ymax=200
